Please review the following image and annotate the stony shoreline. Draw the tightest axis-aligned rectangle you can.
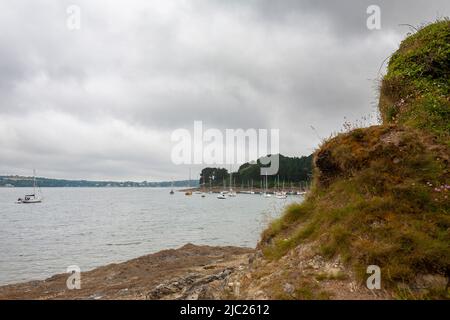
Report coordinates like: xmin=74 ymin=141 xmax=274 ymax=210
xmin=0 ymin=244 xmax=254 ymax=300
xmin=0 ymin=242 xmax=393 ymax=300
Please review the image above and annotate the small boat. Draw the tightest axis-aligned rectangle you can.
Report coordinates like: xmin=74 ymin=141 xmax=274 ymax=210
xmin=185 ymin=169 xmax=193 ymax=196
xmin=170 ymin=190 xmax=174 ymax=194
xmin=17 ymin=170 xmax=43 ymax=204
xmin=217 ymin=193 xmax=226 ymax=199
xmin=17 ymin=194 xmax=42 ymax=204
xmin=228 ymin=169 xmax=237 ymax=197
xmin=262 ymin=172 xmax=271 ymax=198
xmin=201 ymin=193 xmax=206 ymax=198
xmin=275 ymin=192 xmax=287 ymax=199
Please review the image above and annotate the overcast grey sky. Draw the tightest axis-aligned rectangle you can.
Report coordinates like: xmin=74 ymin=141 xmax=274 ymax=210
xmin=0 ymin=0 xmax=449 ymax=181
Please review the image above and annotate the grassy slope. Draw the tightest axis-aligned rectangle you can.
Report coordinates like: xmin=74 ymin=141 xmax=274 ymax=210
xmin=258 ymin=21 xmax=450 ymax=299
xmin=379 ymin=20 xmax=450 ymax=146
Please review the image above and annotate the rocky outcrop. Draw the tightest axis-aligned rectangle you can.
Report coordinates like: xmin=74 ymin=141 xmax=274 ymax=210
xmin=0 ymin=244 xmax=253 ymax=300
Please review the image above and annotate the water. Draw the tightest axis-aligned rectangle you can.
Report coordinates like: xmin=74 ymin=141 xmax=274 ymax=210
xmin=0 ymin=188 xmax=302 ymax=285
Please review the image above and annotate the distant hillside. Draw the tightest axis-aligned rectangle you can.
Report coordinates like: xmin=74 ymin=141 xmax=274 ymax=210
xmin=0 ymin=176 xmax=199 ymax=188
xmin=199 ymin=154 xmax=313 ymax=188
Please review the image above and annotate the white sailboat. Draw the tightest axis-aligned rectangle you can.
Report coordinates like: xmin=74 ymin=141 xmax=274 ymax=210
xmin=217 ymin=192 xmax=227 ymax=199
xmin=275 ymin=191 xmax=287 ymax=199
xmin=228 ymin=168 xmax=236 ymax=197
xmin=169 ymin=180 xmax=175 ymax=194
xmin=217 ymin=177 xmax=227 ymax=199
xmin=276 ymin=180 xmax=287 ymax=199
xmin=263 ymin=172 xmax=271 ymax=198
xmin=17 ymin=170 xmax=43 ymax=204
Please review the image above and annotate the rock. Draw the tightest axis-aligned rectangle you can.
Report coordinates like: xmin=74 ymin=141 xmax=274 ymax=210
xmin=348 ymin=282 xmax=358 ymax=293
xmin=253 ymin=290 xmax=267 ymax=299
xmin=283 ymin=283 xmax=295 ymax=295
xmin=118 ymin=288 xmax=129 ymax=295
xmin=147 ymin=268 xmax=235 ymax=299
xmin=146 ymin=283 xmax=176 ymax=299
xmin=307 ymin=255 xmax=324 ymax=269
xmin=88 ymin=293 xmax=103 ymax=300
xmin=415 ymin=274 xmax=447 ymax=290
xmin=219 ymin=268 xmax=233 ymax=278
xmin=327 ymin=267 xmax=343 ymax=278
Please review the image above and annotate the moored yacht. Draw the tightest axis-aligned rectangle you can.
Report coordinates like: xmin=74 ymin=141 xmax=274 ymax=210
xmin=17 ymin=170 xmax=43 ymax=204
xmin=217 ymin=192 xmax=226 ymax=199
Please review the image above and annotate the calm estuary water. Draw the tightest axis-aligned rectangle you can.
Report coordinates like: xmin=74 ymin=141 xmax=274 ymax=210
xmin=0 ymin=188 xmax=302 ymax=285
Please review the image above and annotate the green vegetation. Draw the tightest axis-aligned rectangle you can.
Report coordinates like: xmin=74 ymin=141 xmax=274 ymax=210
xmin=199 ymin=154 xmax=313 ymax=188
xmin=379 ymin=19 xmax=450 ymax=145
xmin=259 ymin=21 xmax=450 ymax=299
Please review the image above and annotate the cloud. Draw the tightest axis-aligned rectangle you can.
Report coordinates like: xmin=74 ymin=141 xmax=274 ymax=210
xmin=0 ymin=0 xmax=448 ymax=180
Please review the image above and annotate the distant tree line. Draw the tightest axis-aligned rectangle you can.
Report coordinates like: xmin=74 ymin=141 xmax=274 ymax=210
xmin=0 ymin=176 xmax=199 ymax=188
xmin=199 ymin=154 xmax=313 ymax=188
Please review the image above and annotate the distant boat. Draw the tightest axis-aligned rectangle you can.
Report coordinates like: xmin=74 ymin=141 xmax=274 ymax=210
xmin=228 ymin=192 xmax=236 ymax=197
xmin=217 ymin=193 xmax=226 ymax=199
xmin=17 ymin=170 xmax=42 ymax=204
xmin=228 ymin=168 xmax=237 ymax=197
xmin=262 ymin=171 xmax=271 ymax=198
xmin=170 ymin=181 xmax=175 ymax=194
xmin=275 ymin=192 xmax=287 ymax=199
xmin=185 ymin=168 xmax=193 ymax=196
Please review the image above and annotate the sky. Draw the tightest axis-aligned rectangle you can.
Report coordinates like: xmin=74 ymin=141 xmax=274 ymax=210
xmin=0 ymin=0 xmax=449 ymax=181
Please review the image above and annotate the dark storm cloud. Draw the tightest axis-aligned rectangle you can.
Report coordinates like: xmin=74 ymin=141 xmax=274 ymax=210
xmin=0 ymin=0 xmax=449 ymax=180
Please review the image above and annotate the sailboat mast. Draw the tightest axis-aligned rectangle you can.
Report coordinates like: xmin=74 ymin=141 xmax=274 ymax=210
xmin=33 ymin=169 xmax=36 ymax=195
xmin=265 ymin=171 xmax=268 ymax=193
xmin=188 ymin=168 xmax=191 ymax=188
xmin=229 ymin=165 xmax=233 ymax=191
